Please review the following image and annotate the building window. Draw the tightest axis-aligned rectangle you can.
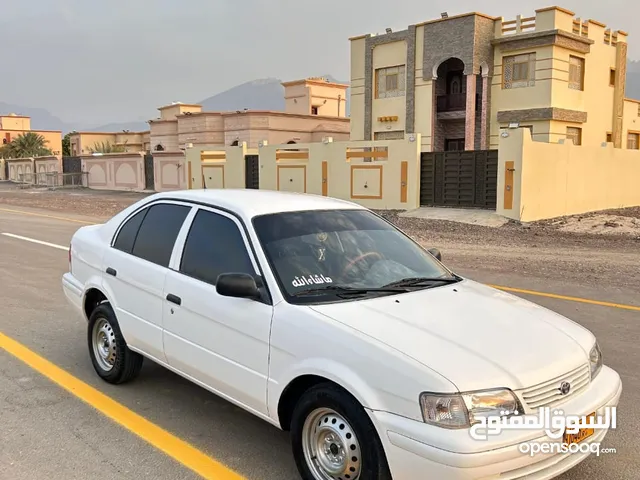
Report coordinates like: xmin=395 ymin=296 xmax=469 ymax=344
xmin=628 ymin=132 xmax=639 ymax=150
xmin=609 ymin=69 xmax=616 ymax=86
xmin=311 ymin=106 xmax=319 ymax=115
xmin=444 ymin=139 xmax=465 ymax=151
xmin=375 ymin=65 xmax=406 ymax=98
xmin=566 ymin=127 xmax=582 ymax=146
xmin=503 ymin=53 xmax=536 ymax=89
xmin=637 ymin=103 xmax=640 ymax=117
xmin=286 ymin=140 xmax=299 ymax=151
xmin=606 ymin=132 xmax=613 ymax=143
xmin=568 ymin=56 xmax=585 ymax=90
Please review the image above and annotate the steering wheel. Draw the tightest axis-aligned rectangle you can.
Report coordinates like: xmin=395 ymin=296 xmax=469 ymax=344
xmin=341 ymin=251 xmax=383 ymax=278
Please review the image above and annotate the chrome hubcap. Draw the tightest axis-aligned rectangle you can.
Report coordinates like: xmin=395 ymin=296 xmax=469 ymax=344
xmin=92 ymin=318 xmax=116 ymax=371
xmin=302 ymin=408 xmax=361 ymax=480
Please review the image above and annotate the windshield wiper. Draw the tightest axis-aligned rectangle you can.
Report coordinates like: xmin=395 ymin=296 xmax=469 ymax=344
xmin=382 ymin=275 xmax=462 ymax=288
xmin=291 ymin=285 xmax=409 ymax=298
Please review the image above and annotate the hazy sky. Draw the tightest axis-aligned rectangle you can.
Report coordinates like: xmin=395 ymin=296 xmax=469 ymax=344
xmin=2 ymin=0 xmax=637 ymax=124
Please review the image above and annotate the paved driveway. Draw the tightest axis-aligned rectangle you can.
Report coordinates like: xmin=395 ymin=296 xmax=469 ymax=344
xmin=0 ymin=207 xmax=637 ymax=480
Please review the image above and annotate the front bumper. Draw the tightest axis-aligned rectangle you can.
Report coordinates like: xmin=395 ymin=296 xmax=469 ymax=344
xmin=368 ymin=365 xmax=622 ymax=480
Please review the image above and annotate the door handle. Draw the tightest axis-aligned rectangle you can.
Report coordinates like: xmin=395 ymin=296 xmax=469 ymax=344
xmin=166 ymin=293 xmax=182 ymax=306
xmin=106 ymin=267 xmax=117 ymax=277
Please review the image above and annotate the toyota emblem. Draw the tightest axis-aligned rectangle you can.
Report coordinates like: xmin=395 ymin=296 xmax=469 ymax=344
xmin=559 ymin=381 xmax=571 ymax=395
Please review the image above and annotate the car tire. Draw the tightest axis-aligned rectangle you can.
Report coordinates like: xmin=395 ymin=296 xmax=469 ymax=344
xmin=290 ymin=383 xmax=392 ymax=480
xmin=87 ymin=303 xmax=143 ymax=384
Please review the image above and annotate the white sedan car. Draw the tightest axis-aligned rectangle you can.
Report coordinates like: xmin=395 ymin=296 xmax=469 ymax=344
xmin=62 ymin=189 xmax=622 ymax=480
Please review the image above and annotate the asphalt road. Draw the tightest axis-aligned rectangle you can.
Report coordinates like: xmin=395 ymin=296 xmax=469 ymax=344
xmin=0 ymin=207 xmax=638 ymax=480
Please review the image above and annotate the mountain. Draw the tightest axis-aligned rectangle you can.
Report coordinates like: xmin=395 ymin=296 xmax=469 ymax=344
xmin=199 ymin=78 xmax=287 ymax=111
xmin=83 ymin=121 xmax=150 ymax=132
xmin=627 ymin=72 xmax=640 ymax=99
xmin=627 ymin=60 xmax=640 ymax=99
xmin=0 ymin=102 xmax=70 ymax=131
xmin=198 ymin=75 xmax=351 ymax=115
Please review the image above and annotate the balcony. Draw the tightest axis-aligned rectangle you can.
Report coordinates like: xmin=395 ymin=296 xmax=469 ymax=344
xmin=436 ymin=93 xmax=480 ymax=113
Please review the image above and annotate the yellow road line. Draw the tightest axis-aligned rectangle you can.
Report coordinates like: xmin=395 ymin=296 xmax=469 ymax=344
xmin=0 ymin=331 xmax=245 ymax=480
xmin=489 ymin=285 xmax=640 ymax=312
xmin=0 ymin=207 xmax=95 ymax=225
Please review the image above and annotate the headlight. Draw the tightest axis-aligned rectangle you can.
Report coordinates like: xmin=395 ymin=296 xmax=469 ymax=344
xmin=590 ymin=342 xmax=603 ymax=379
xmin=419 ymin=388 xmax=522 ymax=429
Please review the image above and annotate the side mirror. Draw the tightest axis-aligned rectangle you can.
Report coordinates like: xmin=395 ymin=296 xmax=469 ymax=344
xmin=216 ymin=273 xmax=261 ymax=300
xmin=428 ymin=248 xmax=442 ymax=261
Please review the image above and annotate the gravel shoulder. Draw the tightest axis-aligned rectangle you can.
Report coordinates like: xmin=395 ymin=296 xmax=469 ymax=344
xmin=1 ymin=183 xmax=638 ymax=292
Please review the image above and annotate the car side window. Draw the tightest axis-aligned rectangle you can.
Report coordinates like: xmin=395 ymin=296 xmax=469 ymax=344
xmin=180 ymin=209 xmax=256 ymax=285
xmin=113 ymin=208 xmax=148 ymax=254
xmin=131 ymin=203 xmax=191 ymax=267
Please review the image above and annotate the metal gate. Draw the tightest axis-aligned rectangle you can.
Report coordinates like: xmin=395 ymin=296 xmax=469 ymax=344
xmin=61 ymin=156 xmax=82 ymax=186
xmin=143 ymin=154 xmax=155 ymax=190
xmin=420 ymin=150 xmax=498 ymax=209
xmin=245 ymin=155 xmax=259 ymax=189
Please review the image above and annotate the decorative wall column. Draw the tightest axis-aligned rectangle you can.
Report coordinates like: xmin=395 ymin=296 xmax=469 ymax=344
xmin=612 ymin=41 xmax=627 ymax=149
xmin=464 ymin=74 xmax=477 ymax=150
xmin=480 ymin=74 xmax=490 ymax=150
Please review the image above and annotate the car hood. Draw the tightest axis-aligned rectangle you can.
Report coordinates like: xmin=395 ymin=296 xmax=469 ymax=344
xmin=309 ymin=280 xmax=594 ymax=392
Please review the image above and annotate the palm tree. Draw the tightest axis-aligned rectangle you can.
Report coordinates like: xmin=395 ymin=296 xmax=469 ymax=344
xmin=62 ymin=132 xmax=72 ymax=156
xmin=0 ymin=144 xmax=13 ymax=159
xmin=88 ymin=141 xmax=126 ymax=154
xmin=1 ymin=132 xmax=53 ymax=158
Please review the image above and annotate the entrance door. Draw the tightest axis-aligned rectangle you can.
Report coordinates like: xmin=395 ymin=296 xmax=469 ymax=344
xmin=445 ymin=139 xmax=465 ymax=151
xmin=162 ymin=207 xmax=273 ymax=416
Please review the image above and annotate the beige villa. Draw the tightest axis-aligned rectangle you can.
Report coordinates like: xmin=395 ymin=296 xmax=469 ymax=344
xmin=69 ymin=77 xmax=350 ymax=155
xmin=1 ymin=113 xmax=63 ymax=156
xmin=349 ymin=5 xmax=640 ymax=152
xmin=68 ymin=131 xmax=151 ymax=155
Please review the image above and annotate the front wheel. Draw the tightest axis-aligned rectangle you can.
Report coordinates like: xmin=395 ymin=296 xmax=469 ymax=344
xmin=290 ymin=383 xmax=392 ymax=480
xmin=87 ymin=303 xmax=143 ymax=384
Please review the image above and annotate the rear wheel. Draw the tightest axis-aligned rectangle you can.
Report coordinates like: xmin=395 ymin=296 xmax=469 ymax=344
xmin=87 ymin=303 xmax=143 ymax=384
xmin=291 ymin=383 xmax=392 ymax=480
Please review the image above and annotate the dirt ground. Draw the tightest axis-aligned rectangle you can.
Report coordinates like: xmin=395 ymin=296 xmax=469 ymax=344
xmin=1 ymin=183 xmax=638 ymax=291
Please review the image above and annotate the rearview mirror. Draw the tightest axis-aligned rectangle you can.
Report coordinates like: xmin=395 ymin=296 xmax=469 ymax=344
xmin=216 ymin=273 xmax=261 ymax=300
xmin=428 ymin=248 xmax=442 ymax=261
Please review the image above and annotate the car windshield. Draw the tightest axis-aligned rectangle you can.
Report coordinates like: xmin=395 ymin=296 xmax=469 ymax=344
xmin=252 ymin=209 xmax=456 ymax=303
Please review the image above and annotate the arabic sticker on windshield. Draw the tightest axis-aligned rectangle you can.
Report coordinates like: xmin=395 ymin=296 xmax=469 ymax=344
xmin=292 ymin=275 xmax=333 ymax=287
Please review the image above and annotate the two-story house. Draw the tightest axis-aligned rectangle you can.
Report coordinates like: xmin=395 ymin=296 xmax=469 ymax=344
xmin=349 ymin=6 xmax=640 ymax=153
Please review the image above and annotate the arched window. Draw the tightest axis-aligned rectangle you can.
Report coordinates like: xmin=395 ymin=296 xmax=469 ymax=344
xmin=286 ymin=140 xmax=299 ymax=151
xmin=230 ymin=140 xmax=239 ymax=146
xmin=450 ymin=76 xmax=461 ymax=94
xmin=155 ymin=144 xmax=164 ymax=151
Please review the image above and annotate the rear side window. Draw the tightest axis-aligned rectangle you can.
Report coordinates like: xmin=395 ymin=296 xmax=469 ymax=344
xmin=180 ymin=209 xmax=255 ymax=285
xmin=113 ymin=208 xmax=148 ymax=254
xmin=131 ymin=203 xmax=190 ymax=267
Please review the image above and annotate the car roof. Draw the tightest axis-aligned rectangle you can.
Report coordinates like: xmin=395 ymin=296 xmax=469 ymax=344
xmin=151 ymin=189 xmax=366 ymax=218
